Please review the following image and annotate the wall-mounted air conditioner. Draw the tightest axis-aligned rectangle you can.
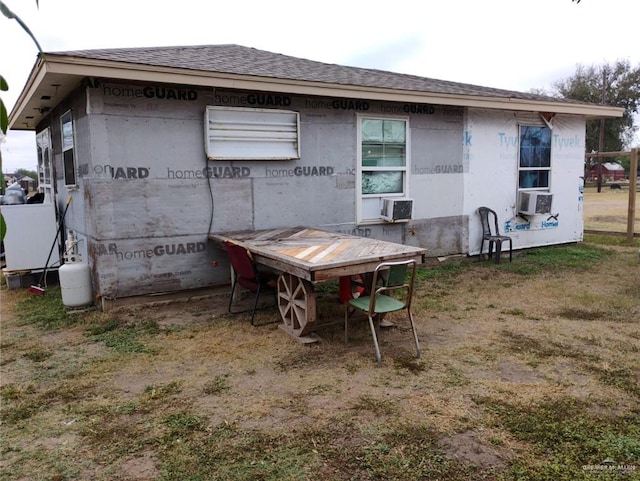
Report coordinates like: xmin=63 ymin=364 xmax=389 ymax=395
xmin=381 ymin=198 xmax=413 ymax=222
xmin=518 ymin=191 xmax=553 ymax=215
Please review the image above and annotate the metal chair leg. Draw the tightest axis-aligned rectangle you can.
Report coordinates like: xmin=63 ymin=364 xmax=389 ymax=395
xmin=249 ymin=285 xmax=261 ymax=325
xmin=227 ymin=276 xmax=238 ymax=313
xmin=368 ymin=314 xmax=382 ymax=364
xmin=408 ymin=310 xmax=420 ymax=358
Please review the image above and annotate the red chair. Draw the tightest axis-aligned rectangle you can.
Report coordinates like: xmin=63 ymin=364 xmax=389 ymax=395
xmin=224 ymin=241 xmax=278 ymax=325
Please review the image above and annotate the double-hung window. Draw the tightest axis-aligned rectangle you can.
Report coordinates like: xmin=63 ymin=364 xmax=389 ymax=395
xmin=518 ymin=125 xmax=551 ymax=191
xmin=60 ymin=110 xmax=77 ymax=186
xmin=358 ymin=116 xmax=409 ymax=222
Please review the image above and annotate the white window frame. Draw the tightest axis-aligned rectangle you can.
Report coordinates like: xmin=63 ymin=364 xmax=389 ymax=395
xmin=205 ymin=106 xmax=300 ymax=160
xmin=517 ymin=124 xmax=552 ymax=193
xmin=36 ymin=127 xmax=54 ymax=203
xmin=60 ymin=110 xmax=77 ymax=186
xmin=356 ymin=114 xmax=410 ymax=224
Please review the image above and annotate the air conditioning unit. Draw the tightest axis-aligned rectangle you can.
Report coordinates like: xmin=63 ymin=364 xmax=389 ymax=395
xmin=518 ymin=191 xmax=553 ymax=215
xmin=381 ymin=198 xmax=413 ymax=222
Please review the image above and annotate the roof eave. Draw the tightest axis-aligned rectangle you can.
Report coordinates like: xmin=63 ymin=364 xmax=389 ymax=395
xmin=8 ymin=55 xmax=624 ymax=131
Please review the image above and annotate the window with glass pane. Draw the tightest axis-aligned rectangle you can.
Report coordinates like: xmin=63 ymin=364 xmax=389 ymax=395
xmin=36 ymin=128 xmax=54 ymax=202
xmin=518 ymin=125 xmax=551 ymax=190
xmin=37 ymin=129 xmax=51 ymax=182
xmin=362 ymin=171 xmax=404 ymax=194
xmin=361 ymin=119 xmax=406 ymax=167
xmin=60 ymin=111 xmax=76 ymax=185
xmin=361 ymin=118 xmax=407 ymax=195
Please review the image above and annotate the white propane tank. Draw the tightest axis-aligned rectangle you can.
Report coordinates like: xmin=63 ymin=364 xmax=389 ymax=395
xmin=59 ymin=230 xmax=93 ymax=308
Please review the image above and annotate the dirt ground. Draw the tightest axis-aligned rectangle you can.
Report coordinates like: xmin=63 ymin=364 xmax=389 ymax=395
xmin=3 ymin=246 xmax=639 ymax=480
xmin=1 ymin=188 xmax=639 ymax=480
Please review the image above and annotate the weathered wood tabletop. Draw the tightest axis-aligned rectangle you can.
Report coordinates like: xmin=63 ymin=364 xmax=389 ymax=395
xmin=209 ymin=226 xmax=427 ymax=340
xmin=209 ymin=226 xmax=426 ymax=281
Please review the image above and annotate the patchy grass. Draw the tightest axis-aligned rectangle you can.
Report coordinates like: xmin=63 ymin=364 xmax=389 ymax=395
xmin=586 ymin=365 xmax=640 ymax=398
xmin=1 ymin=239 xmax=638 ymax=480
xmin=202 ymin=374 xmax=231 ymax=395
xmin=500 ymin=329 xmax=600 ymax=369
xmin=500 ymin=243 xmax=613 ymax=275
xmin=87 ymin=317 xmax=160 ymax=354
xmin=15 ymin=286 xmax=80 ymax=329
xmin=416 ymin=260 xmax=471 ymax=281
xmin=556 ymin=307 xmax=607 ymax=321
xmin=476 ymin=396 xmax=640 ymax=481
xmin=584 ymin=232 xmax=640 ymax=248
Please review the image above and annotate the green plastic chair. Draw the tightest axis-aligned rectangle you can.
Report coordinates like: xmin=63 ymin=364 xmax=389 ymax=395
xmin=344 ymin=259 xmax=420 ymax=364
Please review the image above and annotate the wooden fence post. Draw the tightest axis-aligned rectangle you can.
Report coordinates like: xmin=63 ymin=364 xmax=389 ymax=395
xmin=627 ymin=148 xmax=638 ymax=244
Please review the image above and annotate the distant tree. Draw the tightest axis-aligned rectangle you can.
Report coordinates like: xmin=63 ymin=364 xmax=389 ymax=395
xmin=528 ymin=87 xmax=553 ymax=97
xmin=552 ymin=60 xmax=640 ymax=153
xmin=617 ymin=156 xmax=630 ymax=173
xmin=16 ymin=167 xmax=37 ymax=180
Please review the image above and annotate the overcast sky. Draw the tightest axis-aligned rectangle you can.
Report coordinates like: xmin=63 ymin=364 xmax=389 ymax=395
xmin=2 ymin=0 xmax=639 ymax=173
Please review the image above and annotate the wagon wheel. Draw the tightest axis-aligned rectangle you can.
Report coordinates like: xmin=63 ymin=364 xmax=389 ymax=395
xmin=277 ymin=273 xmax=317 ymax=337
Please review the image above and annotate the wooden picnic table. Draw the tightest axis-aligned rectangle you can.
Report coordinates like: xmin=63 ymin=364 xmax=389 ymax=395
xmin=209 ymin=227 xmax=427 ymax=341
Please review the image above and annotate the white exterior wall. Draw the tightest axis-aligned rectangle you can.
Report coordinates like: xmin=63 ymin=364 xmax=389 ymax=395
xmin=464 ymin=109 xmax=586 ymax=254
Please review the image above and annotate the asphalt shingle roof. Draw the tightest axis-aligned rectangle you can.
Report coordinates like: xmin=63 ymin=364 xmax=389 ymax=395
xmin=49 ymin=44 xmax=579 ymax=105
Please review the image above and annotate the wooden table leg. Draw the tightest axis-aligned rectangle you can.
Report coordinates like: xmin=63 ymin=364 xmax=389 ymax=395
xmin=277 ymin=272 xmax=318 ymax=341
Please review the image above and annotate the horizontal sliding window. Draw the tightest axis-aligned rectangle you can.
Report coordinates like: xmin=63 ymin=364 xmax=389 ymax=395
xmin=205 ymin=106 xmax=300 ymax=160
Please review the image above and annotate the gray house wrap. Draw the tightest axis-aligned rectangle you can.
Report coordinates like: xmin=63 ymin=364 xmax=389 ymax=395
xmin=8 ymin=45 xmax=623 ymax=305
